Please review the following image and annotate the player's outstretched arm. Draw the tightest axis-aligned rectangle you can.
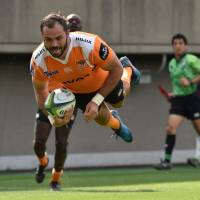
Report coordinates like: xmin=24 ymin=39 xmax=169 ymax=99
xmin=32 ymin=78 xmax=49 ymax=116
xmin=98 ymin=53 xmax=123 ymax=98
xmin=84 ymin=53 xmax=123 ymax=121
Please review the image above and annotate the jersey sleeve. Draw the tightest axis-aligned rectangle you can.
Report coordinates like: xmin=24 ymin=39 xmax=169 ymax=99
xmin=90 ymin=35 xmax=115 ymax=68
xmin=30 ymin=56 xmax=48 ymax=82
xmin=189 ymin=54 xmax=200 ymax=73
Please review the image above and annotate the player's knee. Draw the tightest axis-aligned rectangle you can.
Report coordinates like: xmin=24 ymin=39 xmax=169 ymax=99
xmin=33 ymin=139 xmax=46 ymax=154
xmin=95 ymin=105 xmax=110 ymax=125
xmin=166 ymin=125 xmax=176 ymax=134
xmin=111 ymin=101 xmax=124 ymax=108
xmin=95 ymin=115 xmax=108 ymax=125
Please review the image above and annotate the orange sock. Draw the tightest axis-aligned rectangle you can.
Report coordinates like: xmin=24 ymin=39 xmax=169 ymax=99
xmin=39 ymin=153 xmax=48 ymax=167
xmin=106 ymin=112 xmax=120 ymax=130
xmin=51 ymin=168 xmax=63 ymax=182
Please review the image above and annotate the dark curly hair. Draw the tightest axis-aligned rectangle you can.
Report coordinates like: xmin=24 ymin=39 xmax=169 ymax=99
xmin=40 ymin=13 xmax=68 ymax=32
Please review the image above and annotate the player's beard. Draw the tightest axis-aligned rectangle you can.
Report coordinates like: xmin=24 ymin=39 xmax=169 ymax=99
xmin=47 ymin=42 xmax=68 ymax=59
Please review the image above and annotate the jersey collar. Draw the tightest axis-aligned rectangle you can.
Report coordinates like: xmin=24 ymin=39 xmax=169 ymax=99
xmin=175 ymin=52 xmax=187 ymax=62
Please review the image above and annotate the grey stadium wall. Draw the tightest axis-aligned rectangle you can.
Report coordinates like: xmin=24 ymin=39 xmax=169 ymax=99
xmin=0 ymin=0 xmax=199 ymax=170
xmin=0 ymin=54 xmax=197 ymax=170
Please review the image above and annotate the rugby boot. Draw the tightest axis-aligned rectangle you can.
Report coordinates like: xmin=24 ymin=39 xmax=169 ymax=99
xmin=187 ymin=157 xmax=200 ymax=167
xmin=49 ymin=169 xmax=63 ymax=191
xmin=154 ymin=159 xmax=172 ymax=170
xmin=35 ymin=156 xmax=49 ymax=183
xmin=111 ymin=110 xmax=133 ymax=143
xmin=120 ymin=56 xmax=141 ymax=86
xmin=49 ymin=181 xmax=61 ymax=191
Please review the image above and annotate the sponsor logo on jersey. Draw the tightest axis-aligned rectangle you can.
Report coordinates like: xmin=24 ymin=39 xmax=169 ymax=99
xmin=62 ymin=73 xmax=90 ymax=84
xmin=64 ymin=67 xmax=73 ymax=73
xmin=76 ymin=37 xmax=92 ymax=44
xmin=99 ymin=43 xmax=109 ymax=60
xmin=35 ymin=48 xmax=45 ymax=60
xmin=44 ymin=70 xmax=59 ymax=77
xmin=76 ymin=59 xmax=86 ymax=66
xmin=76 ymin=59 xmax=88 ymax=69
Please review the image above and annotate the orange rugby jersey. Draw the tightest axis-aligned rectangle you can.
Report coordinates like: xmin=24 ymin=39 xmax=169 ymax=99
xmin=30 ymin=32 xmax=115 ymax=93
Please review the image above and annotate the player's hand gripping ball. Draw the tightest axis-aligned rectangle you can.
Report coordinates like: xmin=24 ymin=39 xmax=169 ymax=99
xmin=45 ymin=88 xmax=76 ymax=118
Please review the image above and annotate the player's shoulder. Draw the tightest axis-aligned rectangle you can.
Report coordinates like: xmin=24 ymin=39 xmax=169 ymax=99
xmin=32 ymin=43 xmax=47 ymax=62
xmin=185 ymin=53 xmax=200 ymax=67
xmin=69 ymin=32 xmax=101 ymax=58
xmin=31 ymin=43 xmax=48 ymax=68
xmin=185 ymin=53 xmax=198 ymax=60
xmin=70 ymin=31 xmax=99 ymax=46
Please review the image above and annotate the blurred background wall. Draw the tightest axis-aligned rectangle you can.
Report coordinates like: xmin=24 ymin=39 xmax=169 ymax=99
xmin=1 ymin=0 xmax=200 ymax=53
xmin=0 ymin=0 xmax=199 ymax=170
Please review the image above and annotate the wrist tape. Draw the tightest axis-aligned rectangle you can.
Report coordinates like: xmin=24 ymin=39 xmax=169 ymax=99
xmin=91 ymin=93 xmax=105 ymax=106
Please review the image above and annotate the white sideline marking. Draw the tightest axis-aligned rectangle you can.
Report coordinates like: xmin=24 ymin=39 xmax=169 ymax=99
xmin=0 ymin=150 xmax=195 ymax=170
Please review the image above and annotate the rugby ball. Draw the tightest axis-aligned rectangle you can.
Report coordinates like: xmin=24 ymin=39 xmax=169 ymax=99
xmin=44 ymin=88 xmax=76 ymax=118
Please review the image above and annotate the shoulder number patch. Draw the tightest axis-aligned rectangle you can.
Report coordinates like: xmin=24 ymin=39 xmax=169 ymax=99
xmin=99 ymin=43 xmax=109 ymax=60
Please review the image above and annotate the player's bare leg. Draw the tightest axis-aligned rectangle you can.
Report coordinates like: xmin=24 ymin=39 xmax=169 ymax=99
xmin=49 ymin=110 xmax=77 ymax=191
xmin=49 ymin=125 xmax=71 ymax=191
xmin=34 ymin=121 xmax=51 ymax=183
xmin=120 ymin=56 xmax=140 ymax=97
xmin=95 ymin=102 xmax=132 ymax=142
xmin=155 ymin=114 xmax=184 ymax=170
